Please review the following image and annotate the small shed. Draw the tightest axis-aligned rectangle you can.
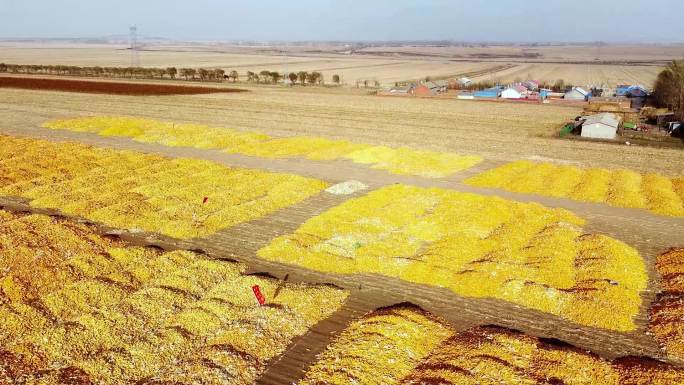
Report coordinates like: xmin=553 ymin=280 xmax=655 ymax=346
xmin=565 ymin=87 xmax=591 ymax=101
xmin=501 ymin=87 xmax=523 ymax=99
xmin=581 ymin=113 xmax=621 ymax=139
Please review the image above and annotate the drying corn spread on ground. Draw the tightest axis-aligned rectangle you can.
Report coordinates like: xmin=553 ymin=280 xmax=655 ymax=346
xmin=298 ymin=305 xmax=453 ymax=385
xmin=0 ymin=134 xmax=327 ymax=239
xmin=300 ymin=306 xmax=684 ymax=385
xmin=43 ymin=116 xmax=482 ymax=178
xmin=259 ymin=184 xmax=648 ymax=331
xmin=402 ymin=326 xmax=684 ymax=385
xmin=650 ymin=248 xmax=684 ymax=362
xmin=0 ymin=210 xmax=348 ymax=384
xmin=465 ymin=160 xmax=684 ymax=217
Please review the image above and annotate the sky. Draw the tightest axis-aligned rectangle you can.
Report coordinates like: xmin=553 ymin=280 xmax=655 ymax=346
xmin=1 ymin=0 xmax=682 ymax=43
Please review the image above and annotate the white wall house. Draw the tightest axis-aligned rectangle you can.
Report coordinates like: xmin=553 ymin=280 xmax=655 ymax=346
xmin=565 ymin=87 xmax=590 ymax=100
xmin=501 ymin=87 xmax=522 ymax=99
xmin=581 ymin=113 xmax=621 ymax=139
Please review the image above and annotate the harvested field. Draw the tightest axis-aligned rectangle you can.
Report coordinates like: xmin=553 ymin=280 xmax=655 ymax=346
xmin=650 ymin=248 xmax=684 ymax=361
xmin=300 ymin=305 xmax=684 ymax=385
xmin=0 ymin=75 xmax=244 ymax=95
xmin=0 ymin=209 xmax=348 ymax=384
xmin=44 ymin=116 xmax=482 ymax=178
xmin=3 ymin=85 xmax=684 ymax=176
xmin=2 ymin=42 xmax=682 ymax=86
xmin=465 ymin=160 xmax=684 ymax=217
xmin=0 ymin=135 xmax=327 ymax=238
xmin=470 ymin=62 xmax=664 ymax=87
xmin=258 ymin=184 xmax=648 ymax=331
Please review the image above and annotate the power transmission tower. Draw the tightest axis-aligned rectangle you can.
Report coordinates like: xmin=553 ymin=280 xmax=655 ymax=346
xmin=129 ymin=25 xmax=140 ymax=67
xmin=282 ymin=46 xmax=289 ymax=86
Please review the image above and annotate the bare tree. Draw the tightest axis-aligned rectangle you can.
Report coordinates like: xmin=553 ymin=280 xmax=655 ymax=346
xmin=260 ymin=70 xmax=272 ymax=83
xmin=230 ymin=70 xmax=239 ymax=82
xmin=653 ymin=60 xmax=684 ymax=119
xmin=298 ymin=71 xmax=307 ymax=86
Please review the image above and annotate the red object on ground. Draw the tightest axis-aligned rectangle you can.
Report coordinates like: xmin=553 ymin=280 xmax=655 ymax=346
xmin=252 ymin=285 xmax=266 ymax=305
xmin=202 ymin=196 xmax=209 ymax=204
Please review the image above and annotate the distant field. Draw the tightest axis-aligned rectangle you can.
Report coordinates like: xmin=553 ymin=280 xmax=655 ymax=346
xmin=470 ymin=62 xmax=663 ymax=87
xmin=0 ymin=41 xmax=677 ymax=86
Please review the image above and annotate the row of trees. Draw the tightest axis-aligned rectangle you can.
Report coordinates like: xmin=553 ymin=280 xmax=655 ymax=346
xmin=0 ymin=63 xmax=342 ymax=86
xmin=0 ymin=63 xmax=226 ymax=82
xmin=653 ymin=60 xmax=684 ymax=119
xmin=244 ymin=70 xmax=328 ymax=85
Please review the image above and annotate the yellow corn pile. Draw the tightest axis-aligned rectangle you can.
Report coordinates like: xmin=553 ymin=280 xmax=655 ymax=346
xmin=0 ymin=135 xmax=327 ymax=239
xmin=403 ymin=326 xmax=684 ymax=385
xmin=259 ymin=184 xmax=648 ymax=331
xmin=43 ymin=116 xmax=482 ymax=178
xmin=0 ymin=209 xmax=348 ymax=384
xmin=299 ymin=306 xmax=454 ymax=385
xmin=300 ymin=307 xmax=684 ymax=385
xmin=650 ymin=248 xmax=684 ymax=361
xmin=465 ymin=160 xmax=684 ymax=217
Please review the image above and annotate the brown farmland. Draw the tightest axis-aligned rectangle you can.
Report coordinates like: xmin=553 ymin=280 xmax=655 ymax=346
xmin=0 ymin=75 xmax=245 ymax=95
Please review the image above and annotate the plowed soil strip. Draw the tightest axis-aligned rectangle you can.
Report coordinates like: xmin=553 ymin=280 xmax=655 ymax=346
xmin=0 ymin=75 xmax=245 ymax=95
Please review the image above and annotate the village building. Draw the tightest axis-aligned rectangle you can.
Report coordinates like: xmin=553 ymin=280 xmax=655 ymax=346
xmin=458 ymin=77 xmax=473 ymax=87
xmin=501 ymin=87 xmax=523 ymax=99
xmin=565 ymin=87 xmax=591 ymax=101
xmin=474 ymin=87 xmax=501 ymax=98
xmin=388 ymin=83 xmax=416 ymax=95
xmin=581 ymin=113 xmax=621 ymax=139
xmin=522 ymin=80 xmax=539 ymax=91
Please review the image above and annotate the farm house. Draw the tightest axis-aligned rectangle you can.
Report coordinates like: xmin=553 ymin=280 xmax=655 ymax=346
xmin=501 ymin=87 xmax=523 ymax=99
xmin=565 ymin=87 xmax=591 ymax=101
xmin=388 ymin=83 xmax=416 ymax=94
xmin=581 ymin=112 xmax=621 ymax=139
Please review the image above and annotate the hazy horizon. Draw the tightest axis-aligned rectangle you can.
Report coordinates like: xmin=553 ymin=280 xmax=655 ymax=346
xmin=1 ymin=0 xmax=683 ymax=43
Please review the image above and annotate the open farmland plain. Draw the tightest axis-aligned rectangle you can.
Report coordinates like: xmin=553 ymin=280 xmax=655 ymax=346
xmin=1 ymin=41 xmax=681 ymax=86
xmin=0 ymin=75 xmax=683 ymax=384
